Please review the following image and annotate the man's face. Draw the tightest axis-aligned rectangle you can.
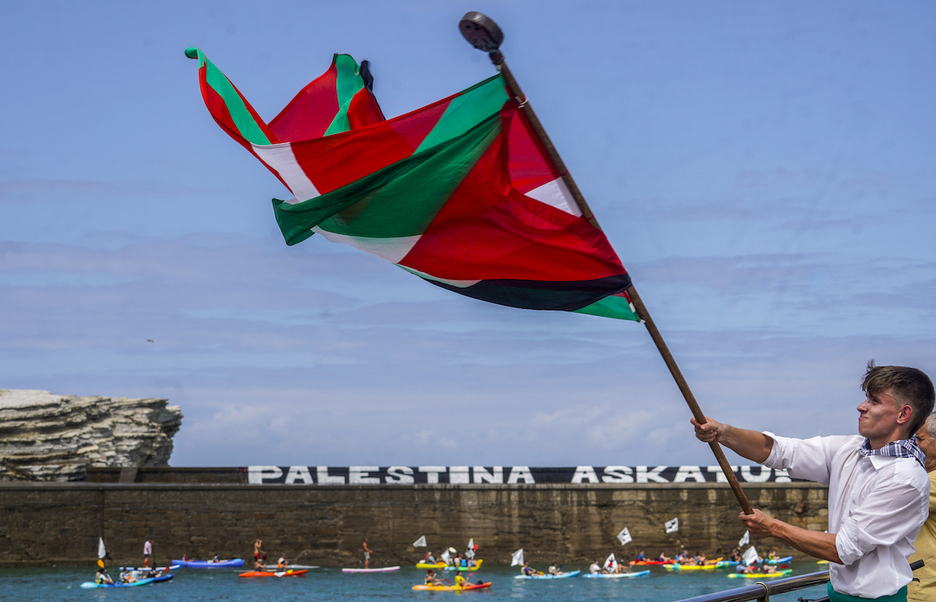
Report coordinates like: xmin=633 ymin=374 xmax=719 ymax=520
xmin=857 ymin=389 xmax=909 ymax=446
xmin=916 ymin=421 xmax=936 ymax=473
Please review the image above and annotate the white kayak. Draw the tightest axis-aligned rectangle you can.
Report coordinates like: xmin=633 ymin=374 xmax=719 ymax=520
xmin=515 ymin=570 xmax=581 ymax=580
xmin=582 ymin=570 xmax=650 ymax=579
xmin=342 ymin=566 xmax=401 ymax=573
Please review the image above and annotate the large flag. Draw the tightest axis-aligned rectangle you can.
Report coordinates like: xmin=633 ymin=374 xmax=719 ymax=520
xmin=616 ymin=527 xmax=632 ymax=546
xmin=187 ymin=49 xmax=637 ymax=320
xmin=742 ymin=546 xmax=759 ymax=566
xmin=511 ymin=549 xmax=524 ymax=566
xmin=665 ymin=518 xmax=679 ymax=534
xmin=413 ymin=535 xmax=427 ymax=548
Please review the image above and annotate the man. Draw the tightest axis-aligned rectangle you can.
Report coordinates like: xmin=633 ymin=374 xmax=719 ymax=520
xmin=142 ymin=538 xmax=152 ymax=568
xmin=692 ymin=362 xmax=934 ymax=601
xmin=908 ymin=412 xmax=936 ymax=602
xmin=362 ymin=538 xmax=372 ymax=569
xmin=253 ymin=538 xmax=265 ymax=569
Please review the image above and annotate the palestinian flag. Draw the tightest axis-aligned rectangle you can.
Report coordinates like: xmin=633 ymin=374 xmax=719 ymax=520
xmin=187 ymin=48 xmax=636 ymax=320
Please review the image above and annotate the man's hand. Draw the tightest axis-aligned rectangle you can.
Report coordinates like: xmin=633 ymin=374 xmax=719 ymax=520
xmin=739 ymin=508 xmax=777 ymax=537
xmin=691 ymin=416 xmax=728 ymax=443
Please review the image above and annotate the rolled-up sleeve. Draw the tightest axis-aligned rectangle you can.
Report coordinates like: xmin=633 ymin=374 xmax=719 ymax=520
xmin=834 ymin=475 xmax=928 ymax=566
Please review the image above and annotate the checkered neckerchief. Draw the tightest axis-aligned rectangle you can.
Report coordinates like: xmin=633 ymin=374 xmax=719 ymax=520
xmin=859 ymin=436 xmax=926 ymax=468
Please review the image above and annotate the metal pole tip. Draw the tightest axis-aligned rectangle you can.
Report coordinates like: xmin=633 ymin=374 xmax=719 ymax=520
xmin=459 ymin=12 xmax=503 ymax=53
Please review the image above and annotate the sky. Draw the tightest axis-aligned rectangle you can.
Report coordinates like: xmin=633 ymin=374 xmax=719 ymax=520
xmin=2 ymin=1 xmax=935 ymax=468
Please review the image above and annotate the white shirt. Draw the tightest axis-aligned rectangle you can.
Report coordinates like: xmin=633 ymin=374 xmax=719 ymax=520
xmin=763 ymin=433 xmax=929 ymax=598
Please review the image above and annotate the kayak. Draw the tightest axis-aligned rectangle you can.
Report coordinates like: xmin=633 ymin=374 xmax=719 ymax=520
xmin=728 ymin=569 xmax=792 ymax=579
xmin=412 ymin=582 xmax=492 ymax=591
xmin=239 ymin=569 xmax=308 ymax=578
xmin=664 ymin=562 xmax=728 ymax=571
xmin=515 ymin=570 xmax=580 ymax=580
xmin=172 ymin=558 xmax=245 ymax=568
xmin=284 ymin=564 xmax=319 ymax=569
xmin=766 ymin=556 xmax=793 ymax=565
xmin=121 ymin=565 xmax=180 ymax=572
xmin=582 ymin=570 xmax=650 ymax=579
xmin=416 ymin=560 xmax=483 ymax=571
xmin=342 ymin=566 xmax=401 ymax=573
xmin=80 ymin=574 xmax=174 ymax=589
xmin=628 ymin=560 xmax=673 ymax=566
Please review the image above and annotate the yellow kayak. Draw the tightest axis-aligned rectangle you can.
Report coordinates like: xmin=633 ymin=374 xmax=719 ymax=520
xmin=728 ymin=569 xmax=792 ymax=579
xmin=415 ymin=560 xmax=483 ymax=571
xmin=664 ymin=560 xmax=727 ymax=571
xmin=413 ymin=582 xmax=491 ymax=591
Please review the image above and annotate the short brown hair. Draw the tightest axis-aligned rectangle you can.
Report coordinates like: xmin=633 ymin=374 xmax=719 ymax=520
xmin=862 ymin=361 xmax=935 ymax=438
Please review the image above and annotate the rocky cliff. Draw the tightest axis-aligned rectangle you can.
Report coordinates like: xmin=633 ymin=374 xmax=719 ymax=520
xmin=0 ymin=389 xmax=182 ymax=481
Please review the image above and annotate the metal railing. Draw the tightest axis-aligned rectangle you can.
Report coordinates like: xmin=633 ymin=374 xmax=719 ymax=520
xmin=674 ymin=560 xmax=923 ymax=602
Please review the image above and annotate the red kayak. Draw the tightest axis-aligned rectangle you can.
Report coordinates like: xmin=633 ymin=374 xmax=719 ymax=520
xmin=239 ymin=569 xmax=308 ymax=578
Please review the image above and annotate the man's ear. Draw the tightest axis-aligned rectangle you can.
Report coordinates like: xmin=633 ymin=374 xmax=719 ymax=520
xmin=897 ymin=405 xmax=913 ymax=425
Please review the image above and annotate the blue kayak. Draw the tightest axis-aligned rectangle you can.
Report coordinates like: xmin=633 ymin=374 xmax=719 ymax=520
xmin=766 ymin=556 xmax=792 ymax=565
xmin=515 ymin=570 xmax=581 ymax=580
xmin=80 ymin=574 xmax=173 ymax=588
xmin=582 ymin=570 xmax=650 ymax=578
xmin=172 ymin=558 xmax=245 ymax=568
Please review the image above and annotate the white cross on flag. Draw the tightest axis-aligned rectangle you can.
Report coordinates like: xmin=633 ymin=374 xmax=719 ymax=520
xmin=665 ymin=517 xmax=679 ymax=534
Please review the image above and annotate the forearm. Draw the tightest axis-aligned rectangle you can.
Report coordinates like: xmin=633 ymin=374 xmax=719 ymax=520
xmin=766 ymin=520 xmax=842 ymax=564
xmin=716 ymin=425 xmax=774 ymax=463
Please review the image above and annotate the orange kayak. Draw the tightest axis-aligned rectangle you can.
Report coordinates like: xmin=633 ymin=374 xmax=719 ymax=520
xmin=239 ymin=569 xmax=308 ymax=578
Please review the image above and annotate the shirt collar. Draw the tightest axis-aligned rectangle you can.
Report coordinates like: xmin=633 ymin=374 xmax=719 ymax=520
xmin=858 ymin=435 xmax=926 ymax=468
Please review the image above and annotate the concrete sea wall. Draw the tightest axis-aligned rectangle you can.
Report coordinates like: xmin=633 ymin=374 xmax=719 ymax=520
xmin=0 ymin=470 xmax=828 ymax=567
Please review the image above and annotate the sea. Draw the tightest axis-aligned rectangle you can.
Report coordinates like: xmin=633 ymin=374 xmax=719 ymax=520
xmin=0 ymin=563 xmax=832 ymax=602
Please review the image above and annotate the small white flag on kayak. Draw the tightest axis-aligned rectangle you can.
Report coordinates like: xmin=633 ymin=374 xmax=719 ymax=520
xmin=466 ymin=538 xmax=475 ymax=559
xmin=98 ymin=537 xmax=107 ymax=559
xmin=605 ymin=553 xmax=617 ymax=572
xmin=742 ymin=546 xmax=759 ymax=566
xmin=738 ymin=530 xmax=750 ymax=547
xmin=616 ymin=527 xmax=632 ymax=546
xmin=413 ymin=536 xmax=427 ymax=548
xmin=511 ymin=549 xmax=524 ymax=567
xmin=665 ymin=517 xmax=679 ymax=534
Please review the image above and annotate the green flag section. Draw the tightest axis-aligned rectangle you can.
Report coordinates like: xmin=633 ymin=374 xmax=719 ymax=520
xmin=187 ymin=48 xmax=637 ymax=320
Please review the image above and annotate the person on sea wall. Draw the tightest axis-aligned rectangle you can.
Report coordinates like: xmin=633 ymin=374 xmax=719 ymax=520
xmin=908 ymin=412 xmax=936 ymax=602
xmin=143 ymin=538 xmax=153 ymax=568
xmin=692 ymin=361 xmax=934 ymax=602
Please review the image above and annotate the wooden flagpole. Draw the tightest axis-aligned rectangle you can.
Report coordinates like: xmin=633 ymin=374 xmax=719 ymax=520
xmin=459 ymin=12 xmax=754 ymax=515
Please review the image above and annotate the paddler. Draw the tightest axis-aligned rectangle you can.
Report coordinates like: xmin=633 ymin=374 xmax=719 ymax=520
xmin=692 ymin=362 xmax=934 ymax=602
xmin=425 ymin=569 xmax=442 ymax=585
xmin=95 ymin=566 xmax=114 ymax=585
xmin=454 ymin=573 xmax=466 ymax=588
xmin=277 ymin=555 xmax=287 ymax=571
